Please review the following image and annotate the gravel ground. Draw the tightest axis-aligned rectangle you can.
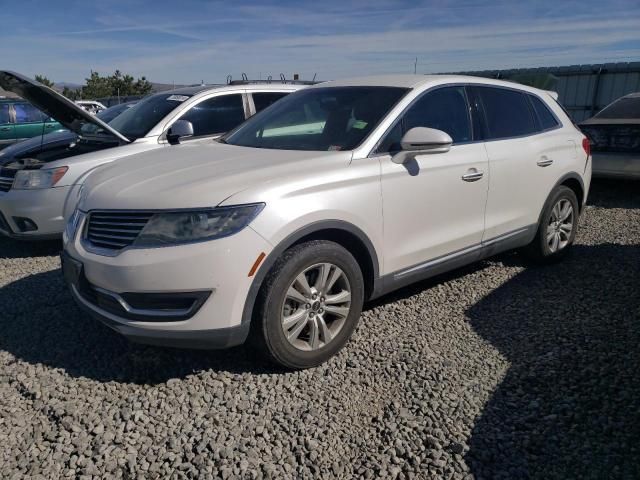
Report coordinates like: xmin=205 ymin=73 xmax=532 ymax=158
xmin=0 ymin=179 xmax=638 ymax=479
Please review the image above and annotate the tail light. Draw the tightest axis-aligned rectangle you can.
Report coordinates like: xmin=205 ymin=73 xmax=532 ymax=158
xmin=582 ymin=137 xmax=591 ymax=157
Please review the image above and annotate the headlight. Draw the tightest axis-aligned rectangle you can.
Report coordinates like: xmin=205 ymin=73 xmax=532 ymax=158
xmin=64 ymin=207 xmax=85 ymax=241
xmin=133 ymin=203 xmax=265 ymax=247
xmin=13 ymin=167 xmax=68 ymax=189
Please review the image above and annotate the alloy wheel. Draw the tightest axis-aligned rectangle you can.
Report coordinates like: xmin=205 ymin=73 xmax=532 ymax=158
xmin=547 ymin=198 xmax=574 ymax=253
xmin=281 ymin=262 xmax=352 ymax=351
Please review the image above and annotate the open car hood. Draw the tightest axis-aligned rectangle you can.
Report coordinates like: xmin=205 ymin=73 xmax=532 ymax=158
xmin=0 ymin=71 xmax=130 ymax=144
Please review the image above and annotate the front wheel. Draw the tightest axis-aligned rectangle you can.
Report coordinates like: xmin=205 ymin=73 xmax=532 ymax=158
xmin=523 ymin=185 xmax=580 ymax=262
xmin=252 ymin=240 xmax=364 ymax=369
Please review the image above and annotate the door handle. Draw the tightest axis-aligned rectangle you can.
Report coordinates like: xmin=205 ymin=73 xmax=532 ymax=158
xmin=537 ymin=156 xmax=553 ymax=167
xmin=45 ymin=124 xmax=55 ymax=129
xmin=0 ymin=127 xmax=10 ymax=132
xmin=461 ymin=169 xmax=484 ymax=182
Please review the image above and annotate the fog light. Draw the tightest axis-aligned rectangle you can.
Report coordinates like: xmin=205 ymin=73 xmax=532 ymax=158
xmin=13 ymin=217 xmax=38 ymax=232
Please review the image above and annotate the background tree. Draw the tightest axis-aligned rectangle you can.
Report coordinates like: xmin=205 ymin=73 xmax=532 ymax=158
xmin=81 ymin=70 xmax=154 ymax=99
xmin=34 ymin=74 xmax=55 ymax=88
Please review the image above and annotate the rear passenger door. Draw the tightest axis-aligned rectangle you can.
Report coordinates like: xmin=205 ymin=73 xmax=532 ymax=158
xmin=0 ymin=103 xmax=16 ymax=147
xmin=176 ymin=93 xmax=247 ymax=139
xmin=471 ymin=86 xmax=564 ymax=242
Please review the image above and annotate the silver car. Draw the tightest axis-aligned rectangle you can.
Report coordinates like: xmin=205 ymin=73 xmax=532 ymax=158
xmin=0 ymin=71 xmax=305 ymax=239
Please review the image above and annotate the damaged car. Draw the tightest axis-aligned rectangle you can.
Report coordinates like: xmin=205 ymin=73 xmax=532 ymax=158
xmin=0 ymin=71 xmax=305 ymax=239
xmin=579 ymin=92 xmax=640 ymax=179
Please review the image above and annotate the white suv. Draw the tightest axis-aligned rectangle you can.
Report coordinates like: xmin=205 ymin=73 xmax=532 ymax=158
xmin=62 ymin=75 xmax=591 ymax=368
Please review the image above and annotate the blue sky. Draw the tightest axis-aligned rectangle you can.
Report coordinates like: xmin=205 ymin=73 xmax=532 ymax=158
xmin=2 ymin=0 xmax=639 ymax=84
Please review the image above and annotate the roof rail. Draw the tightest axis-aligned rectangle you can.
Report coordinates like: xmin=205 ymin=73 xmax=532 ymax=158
xmin=226 ymin=73 xmax=320 ymax=86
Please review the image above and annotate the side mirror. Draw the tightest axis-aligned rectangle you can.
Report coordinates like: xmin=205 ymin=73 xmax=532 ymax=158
xmin=392 ymin=127 xmax=453 ymax=164
xmin=167 ymin=120 xmax=194 ymax=145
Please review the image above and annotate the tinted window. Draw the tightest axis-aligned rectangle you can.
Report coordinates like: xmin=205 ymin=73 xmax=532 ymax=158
xmin=13 ymin=103 xmax=45 ymax=123
xmin=109 ymin=93 xmax=192 ymax=140
xmin=595 ymin=96 xmax=640 ymax=119
xmin=477 ymin=87 xmax=536 ymax=139
xmin=404 ymin=86 xmax=471 ymax=143
xmin=226 ymin=87 xmax=408 ymax=151
xmin=179 ymin=94 xmax=245 ymax=136
xmin=0 ymin=104 xmax=9 ymax=124
xmin=529 ymin=95 xmax=559 ymax=130
xmin=97 ymin=103 xmax=134 ymax=123
xmin=253 ymin=92 xmax=289 ymax=113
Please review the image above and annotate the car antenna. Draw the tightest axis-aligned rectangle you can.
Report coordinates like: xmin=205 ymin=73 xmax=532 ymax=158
xmin=242 ymin=73 xmax=248 ymax=81
xmin=226 ymin=75 xmax=232 ymax=85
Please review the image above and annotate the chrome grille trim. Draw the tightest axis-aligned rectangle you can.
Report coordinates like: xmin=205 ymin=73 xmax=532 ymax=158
xmin=0 ymin=176 xmax=14 ymax=192
xmin=85 ymin=210 xmax=154 ymax=251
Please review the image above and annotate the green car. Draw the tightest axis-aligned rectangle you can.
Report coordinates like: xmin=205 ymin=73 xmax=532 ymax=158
xmin=0 ymin=98 xmax=63 ymax=149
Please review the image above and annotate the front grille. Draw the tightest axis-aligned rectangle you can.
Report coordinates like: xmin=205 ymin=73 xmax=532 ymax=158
xmin=0 ymin=168 xmax=16 ymax=192
xmin=86 ymin=211 xmax=154 ymax=250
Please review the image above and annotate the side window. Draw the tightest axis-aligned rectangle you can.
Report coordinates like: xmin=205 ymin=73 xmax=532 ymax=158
xmin=476 ymin=87 xmax=536 ymax=139
xmin=529 ymin=95 xmax=560 ymax=130
xmin=404 ymin=87 xmax=472 ymax=143
xmin=252 ymin=92 xmax=288 ymax=113
xmin=179 ymin=94 xmax=245 ymax=137
xmin=0 ymin=104 xmax=10 ymax=124
xmin=376 ymin=86 xmax=471 ymax=153
xmin=13 ymin=103 xmax=46 ymax=123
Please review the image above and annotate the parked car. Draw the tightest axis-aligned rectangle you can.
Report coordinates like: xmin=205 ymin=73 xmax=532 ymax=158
xmin=579 ymin=92 xmax=640 ymax=179
xmin=62 ymin=75 xmax=592 ymax=368
xmin=75 ymin=100 xmax=107 ymax=115
xmin=0 ymin=98 xmax=63 ymax=149
xmin=0 ymin=101 xmax=137 ymax=164
xmin=0 ymin=70 xmax=306 ymax=239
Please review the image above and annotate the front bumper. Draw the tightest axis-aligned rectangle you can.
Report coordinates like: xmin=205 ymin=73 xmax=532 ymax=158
xmin=0 ymin=186 xmax=71 ymax=239
xmin=592 ymin=152 xmax=640 ymax=179
xmin=63 ymin=220 xmax=273 ymax=349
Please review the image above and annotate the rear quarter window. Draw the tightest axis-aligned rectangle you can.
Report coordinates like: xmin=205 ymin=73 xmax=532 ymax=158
xmin=476 ymin=87 xmax=536 ymax=139
xmin=529 ymin=95 xmax=560 ymax=130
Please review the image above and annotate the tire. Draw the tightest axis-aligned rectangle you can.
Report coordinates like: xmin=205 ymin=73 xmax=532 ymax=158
xmin=523 ymin=185 xmax=580 ymax=263
xmin=251 ymin=240 xmax=365 ymax=369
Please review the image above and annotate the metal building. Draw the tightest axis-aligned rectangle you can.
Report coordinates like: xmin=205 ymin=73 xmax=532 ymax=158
xmin=452 ymin=62 xmax=640 ymax=122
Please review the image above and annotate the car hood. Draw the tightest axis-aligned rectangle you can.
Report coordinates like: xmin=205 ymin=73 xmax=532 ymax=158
xmin=0 ymin=130 xmax=77 ymax=164
xmin=0 ymin=71 xmax=130 ymax=144
xmin=82 ymin=142 xmax=352 ymax=211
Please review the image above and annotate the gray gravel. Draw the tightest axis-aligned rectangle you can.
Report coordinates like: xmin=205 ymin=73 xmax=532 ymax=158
xmin=1 ymin=179 xmax=638 ymax=479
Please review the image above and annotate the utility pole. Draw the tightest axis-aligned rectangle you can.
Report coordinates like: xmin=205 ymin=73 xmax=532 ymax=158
xmin=414 ymin=57 xmax=418 ymax=74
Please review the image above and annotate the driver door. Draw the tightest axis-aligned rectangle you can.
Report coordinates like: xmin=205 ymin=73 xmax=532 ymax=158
xmin=379 ymin=86 xmax=489 ymax=277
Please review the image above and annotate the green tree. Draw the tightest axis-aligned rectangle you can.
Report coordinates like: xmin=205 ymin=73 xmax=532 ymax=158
xmin=81 ymin=71 xmax=112 ymax=99
xmin=79 ymin=70 xmax=154 ymax=99
xmin=62 ymin=86 xmax=81 ymax=101
xmin=34 ymin=74 xmax=55 ymax=88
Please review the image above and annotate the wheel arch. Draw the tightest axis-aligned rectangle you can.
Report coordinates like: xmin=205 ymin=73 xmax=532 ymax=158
xmin=241 ymin=220 xmax=380 ymax=326
xmin=556 ymin=172 xmax=585 ymax=211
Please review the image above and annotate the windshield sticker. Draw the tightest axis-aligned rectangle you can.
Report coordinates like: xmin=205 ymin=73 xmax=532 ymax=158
xmin=328 ymin=145 xmax=342 ymax=151
xmin=352 ymin=120 xmax=368 ymax=130
xmin=167 ymin=95 xmax=189 ymax=102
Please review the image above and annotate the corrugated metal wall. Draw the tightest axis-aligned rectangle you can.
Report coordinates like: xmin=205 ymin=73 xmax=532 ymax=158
xmin=453 ymin=62 xmax=640 ymax=122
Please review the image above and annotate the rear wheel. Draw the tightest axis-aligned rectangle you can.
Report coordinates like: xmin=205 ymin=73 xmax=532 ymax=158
xmin=252 ymin=240 xmax=364 ymax=369
xmin=524 ymin=185 xmax=579 ymax=262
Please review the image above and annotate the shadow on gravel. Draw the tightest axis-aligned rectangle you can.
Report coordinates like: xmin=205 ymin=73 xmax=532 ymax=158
xmin=465 ymin=244 xmax=640 ymax=479
xmin=0 ymin=269 xmax=280 ymax=384
xmin=0 ymin=237 xmax=62 ymax=259
xmin=587 ymin=179 xmax=638 ymax=210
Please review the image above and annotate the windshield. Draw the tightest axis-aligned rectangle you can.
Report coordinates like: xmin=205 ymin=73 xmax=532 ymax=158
xmin=225 ymin=86 xmax=408 ymax=151
xmin=596 ymin=96 xmax=640 ymax=119
xmin=108 ymin=93 xmax=192 ymax=140
xmin=98 ymin=103 xmax=133 ymax=123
